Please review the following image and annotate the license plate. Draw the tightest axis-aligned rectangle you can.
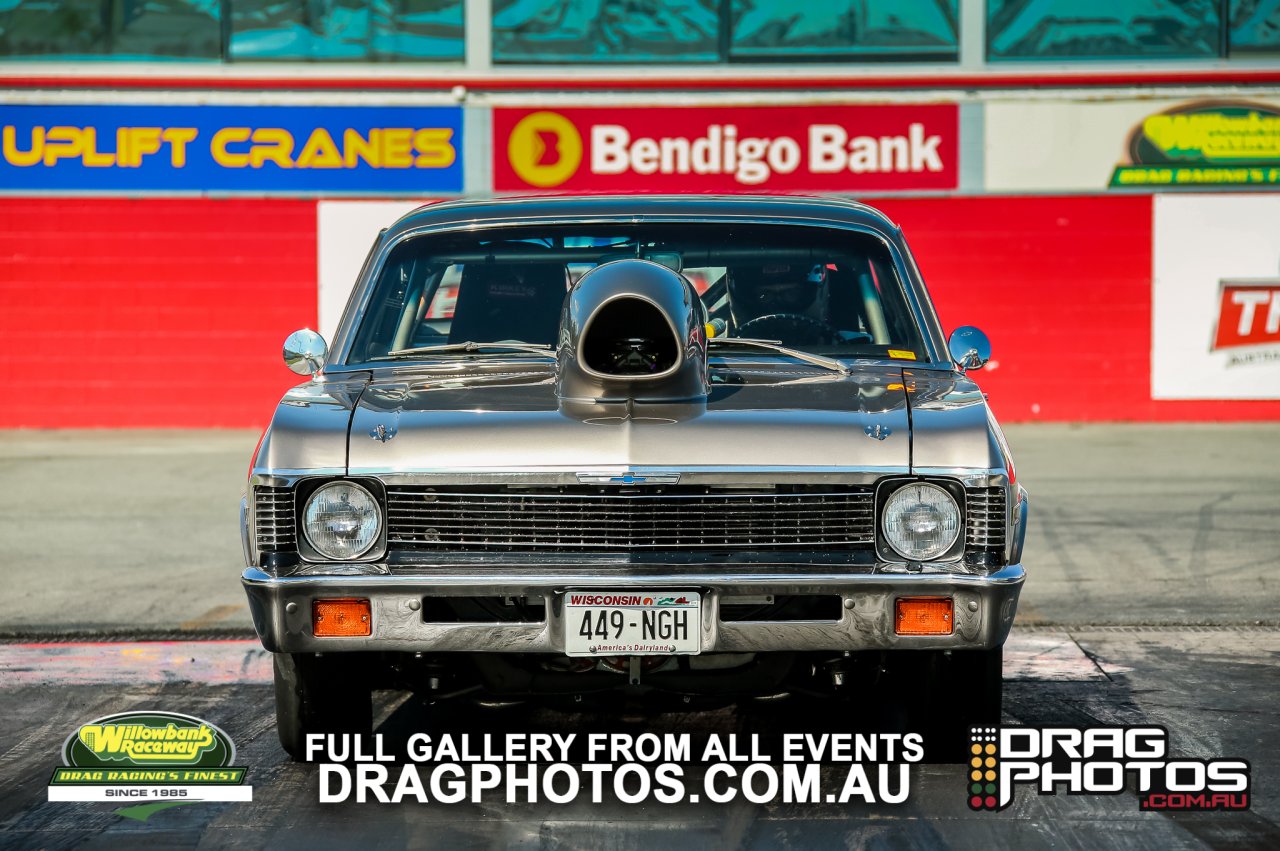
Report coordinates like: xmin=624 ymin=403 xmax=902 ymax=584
xmin=563 ymin=591 xmax=701 ymax=657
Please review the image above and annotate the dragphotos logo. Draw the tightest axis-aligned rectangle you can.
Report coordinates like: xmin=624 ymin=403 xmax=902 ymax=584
xmin=969 ymin=726 xmax=1250 ymax=812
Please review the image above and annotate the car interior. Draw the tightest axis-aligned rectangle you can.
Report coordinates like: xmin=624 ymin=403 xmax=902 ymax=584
xmin=349 ymin=226 xmax=925 ymax=363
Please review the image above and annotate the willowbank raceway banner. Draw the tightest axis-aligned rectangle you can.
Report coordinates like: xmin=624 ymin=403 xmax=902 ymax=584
xmin=0 ymin=104 xmax=464 ymax=193
xmin=985 ymin=97 xmax=1280 ymax=192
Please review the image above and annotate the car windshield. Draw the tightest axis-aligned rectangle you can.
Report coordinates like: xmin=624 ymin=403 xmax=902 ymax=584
xmin=346 ymin=223 xmax=927 ymax=365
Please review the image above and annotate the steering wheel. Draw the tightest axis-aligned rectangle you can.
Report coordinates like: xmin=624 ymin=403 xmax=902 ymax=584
xmin=736 ymin=313 xmax=840 ymax=347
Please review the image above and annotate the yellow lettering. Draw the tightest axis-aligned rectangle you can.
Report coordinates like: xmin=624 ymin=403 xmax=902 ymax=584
xmin=162 ymin=127 xmax=197 ymax=167
xmin=211 ymin=127 xmax=251 ymax=167
xmin=381 ymin=128 xmax=413 ymax=168
xmin=127 ymin=127 xmax=163 ymax=167
xmin=249 ymin=127 xmax=295 ymax=168
xmin=296 ymin=127 xmax=342 ymax=168
xmin=115 ymin=127 xmax=130 ymax=168
xmin=413 ymin=128 xmax=455 ymax=168
xmin=80 ymin=127 xmax=114 ymax=167
xmin=2 ymin=125 xmax=42 ymax=166
xmin=42 ymin=126 xmax=85 ymax=165
xmin=343 ymin=128 xmax=379 ymax=167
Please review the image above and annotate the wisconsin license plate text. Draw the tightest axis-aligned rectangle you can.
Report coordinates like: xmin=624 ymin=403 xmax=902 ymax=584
xmin=563 ymin=591 xmax=701 ymax=656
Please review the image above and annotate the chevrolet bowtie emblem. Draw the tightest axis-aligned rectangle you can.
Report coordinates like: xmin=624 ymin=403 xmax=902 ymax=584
xmin=864 ymin=424 xmax=891 ymax=441
xmin=577 ymin=472 xmax=681 ymax=485
xmin=369 ymin=423 xmax=397 ymax=442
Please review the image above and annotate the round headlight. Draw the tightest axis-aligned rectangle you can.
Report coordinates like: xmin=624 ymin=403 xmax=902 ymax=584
xmin=303 ymin=482 xmax=380 ymax=560
xmin=882 ymin=482 xmax=961 ymax=562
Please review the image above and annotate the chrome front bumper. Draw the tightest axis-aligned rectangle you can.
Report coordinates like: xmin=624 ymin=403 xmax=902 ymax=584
xmin=242 ymin=564 xmax=1024 ymax=655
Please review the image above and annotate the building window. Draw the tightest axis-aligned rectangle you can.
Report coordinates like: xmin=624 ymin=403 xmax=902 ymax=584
xmin=729 ymin=1 xmax=959 ymax=62
xmin=492 ymin=0 xmax=720 ymax=63
xmin=493 ymin=0 xmax=958 ymax=63
xmin=229 ymin=0 xmax=465 ymax=61
xmin=1229 ymin=0 xmax=1280 ymax=55
xmin=987 ymin=0 xmax=1221 ymax=61
xmin=0 ymin=0 xmax=221 ymax=59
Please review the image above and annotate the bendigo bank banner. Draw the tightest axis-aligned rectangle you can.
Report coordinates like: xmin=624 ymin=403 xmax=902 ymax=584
xmin=0 ymin=104 xmax=463 ymax=193
xmin=494 ymin=105 xmax=958 ymax=193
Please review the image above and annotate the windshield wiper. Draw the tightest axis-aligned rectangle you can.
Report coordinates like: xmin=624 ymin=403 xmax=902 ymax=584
xmin=378 ymin=341 xmax=555 ymax=359
xmin=706 ymin=337 xmax=851 ymax=375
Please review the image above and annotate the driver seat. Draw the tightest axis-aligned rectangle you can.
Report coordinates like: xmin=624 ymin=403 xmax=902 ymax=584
xmin=448 ymin=262 xmax=569 ymax=346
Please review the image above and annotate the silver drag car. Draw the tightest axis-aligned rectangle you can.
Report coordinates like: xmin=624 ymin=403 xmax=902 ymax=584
xmin=240 ymin=195 xmax=1029 ymax=759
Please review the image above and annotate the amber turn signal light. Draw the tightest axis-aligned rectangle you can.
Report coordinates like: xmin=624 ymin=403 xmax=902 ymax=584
xmin=312 ymin=598 xmax=371 ymax=637
xmin=895 ymin=597 xmax=953 ymax=635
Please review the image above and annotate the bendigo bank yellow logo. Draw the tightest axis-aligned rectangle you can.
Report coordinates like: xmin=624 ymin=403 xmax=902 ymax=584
xmin=508 ymin=111 xmax=582 ymax=187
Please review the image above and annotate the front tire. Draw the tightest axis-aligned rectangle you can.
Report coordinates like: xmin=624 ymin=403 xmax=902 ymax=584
xmin=947 ymin=646 xmax=1003 ymax=730
xmin=877 ymin=646 xmax=1003 ymax=761
xmin=273 ymin=652 xmax=373 ymax=761
xmin=924 ymin=646 xmax=1003 ymax=761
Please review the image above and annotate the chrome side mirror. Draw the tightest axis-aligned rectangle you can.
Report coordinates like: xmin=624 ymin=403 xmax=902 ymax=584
xmin=947 ymin=326 xmax=991 ymax=372
xmin=283 ymin=329 xmax=328 ymax=376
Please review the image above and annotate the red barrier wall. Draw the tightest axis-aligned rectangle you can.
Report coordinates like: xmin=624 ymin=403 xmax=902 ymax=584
xmin=877 ymin=196 xmax=1280 ymax=422
xmin=1 ymin=195 xmax=1276 ymax=427
xmin=0 ymin=198 xmax=316 ymax=428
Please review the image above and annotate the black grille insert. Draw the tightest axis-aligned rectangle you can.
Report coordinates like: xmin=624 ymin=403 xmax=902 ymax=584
xmin=254 ymin=486 xmax=296 ymax=553
xmin=385 ymin=486 xmax=875 ymax=552
xmin=965 ymin=487 xmax=1007 ymax=554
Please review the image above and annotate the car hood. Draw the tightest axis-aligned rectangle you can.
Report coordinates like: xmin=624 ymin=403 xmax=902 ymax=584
xmin=346 ymin=363 xmax=912 ymax=473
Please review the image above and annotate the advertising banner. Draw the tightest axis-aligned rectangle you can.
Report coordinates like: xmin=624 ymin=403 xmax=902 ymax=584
xmin=1152 ymin=194 xmax=1280 ymax=400
xmin=493 ymin=105 xmax=958 ymax=193
xmin=985 ymin=98 xmax=1280 ymax=192
xmin=0 ymin=104 xmax=463 ymax=193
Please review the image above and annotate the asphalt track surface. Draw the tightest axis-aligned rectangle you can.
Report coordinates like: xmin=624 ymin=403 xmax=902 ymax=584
xmin=0 ymin=425 xmax=1278 ymax=849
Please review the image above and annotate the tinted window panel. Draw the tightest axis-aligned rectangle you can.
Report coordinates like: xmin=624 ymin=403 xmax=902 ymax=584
xmin=1229 ymin=0 xmax=1280 ymax=55
xmin=730 ymin=0 xmax=959 ymax=61
xmin=493 ymin=0 xmax=718 ymax=63
xmin=371 ymin=0 xmax=465 ymax=60
xmin=0 ymin=0 xmax=219 ymax=59
xmin=230 ymin=0 xmax=463 ymax=61
xmin=0 ymin=0 xmax=109 ymax=57
xmin=987 ymin=0 xmax=1220 ymax=60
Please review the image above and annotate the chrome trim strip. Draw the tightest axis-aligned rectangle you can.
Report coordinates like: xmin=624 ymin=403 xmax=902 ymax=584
xmin=348 ymin=466 xmax=913 ymax=486
xmin=1010 ymin=485 xmax=1030 ymax=566
xmin=911 ymin=468 xmax=1010 ymax=489
xmin=251 ymin=469 xmax=346 ymax=485
xmin=244 ymin=564 xmax=1024 ymax=589
xmin=239 ymin=496 xmax=252 ymax=568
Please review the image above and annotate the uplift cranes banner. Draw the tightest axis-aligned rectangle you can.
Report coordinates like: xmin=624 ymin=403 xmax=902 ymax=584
xmin=0 ymin=104 xmax=464 ymax=193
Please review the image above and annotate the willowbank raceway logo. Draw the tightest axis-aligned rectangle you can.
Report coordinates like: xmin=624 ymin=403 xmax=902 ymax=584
xmin=967 ymin=726 xmax=1250 ymax=812
xmin=1111 ymin=100 xmax=1280 ymax=188
xmin=48 ymin=711 xmax=251 ymax=820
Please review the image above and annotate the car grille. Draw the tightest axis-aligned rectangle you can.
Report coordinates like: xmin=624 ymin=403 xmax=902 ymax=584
xmin=965 ymin=487 xmax=1007 ymax=553
xmin=384 ymin=486 xmax=875 ymax=552
xmin=253 ymin=487 xmax=296 ymax=553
